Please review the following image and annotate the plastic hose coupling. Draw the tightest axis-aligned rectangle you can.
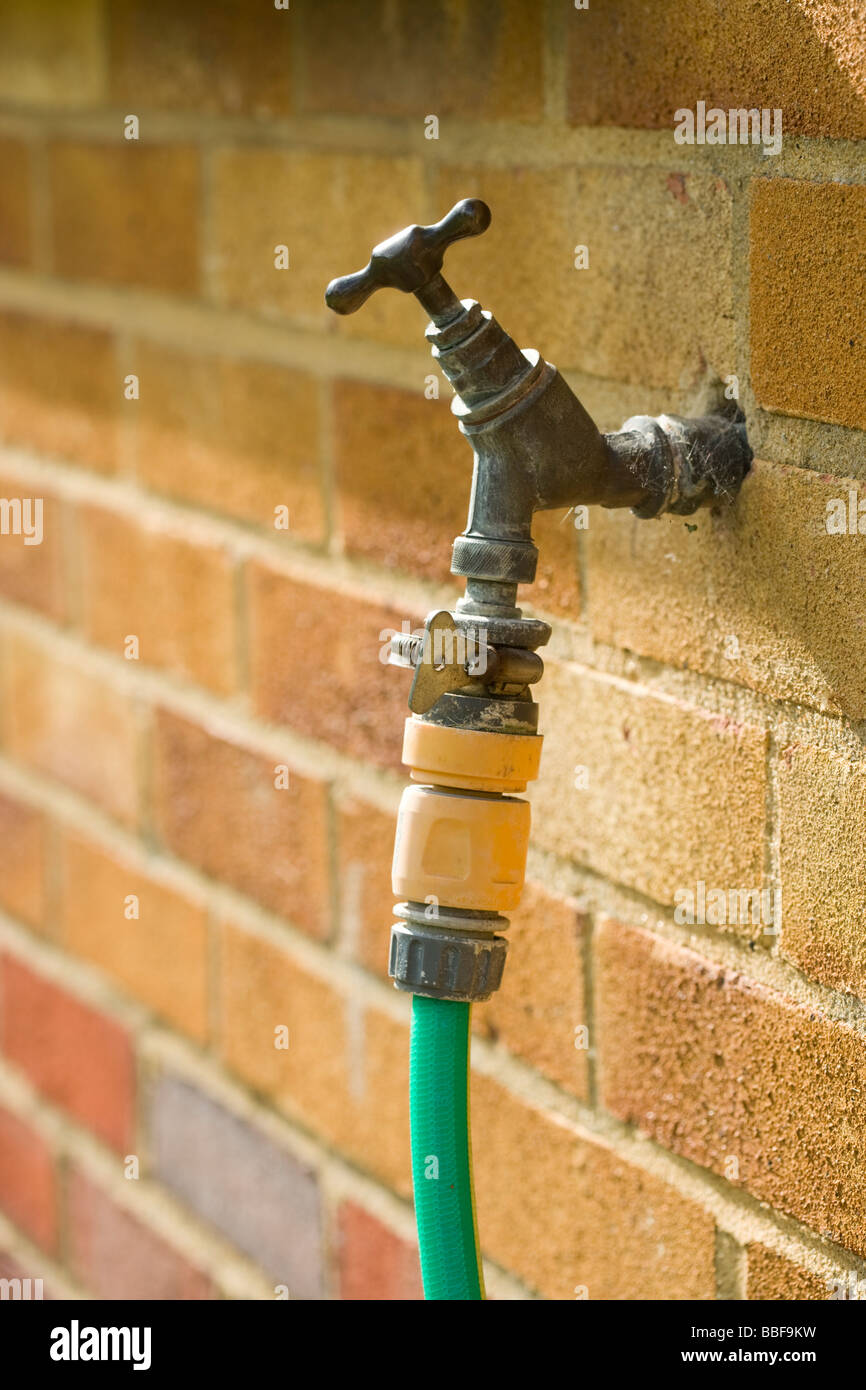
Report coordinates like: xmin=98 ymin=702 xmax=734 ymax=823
xmin=390 ymin=719 xmax=542 ymax=1002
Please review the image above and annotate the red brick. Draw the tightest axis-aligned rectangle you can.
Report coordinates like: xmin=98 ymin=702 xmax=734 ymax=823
xmin=337 ymin=1202 xmax=422 ymax=1301
xmin=219 ymin=922 xmax=411 ymax=1194
xmin=151 ymin=709 xmax=331 ymax=937
xmin=0 ymin=791 xmax=47 ymax=929
xmin=476 ymin=884 xmax=589 ymax=1100
xmin=67 ymin=1166 xmax=214 ymax=1300
xmin=0 ymin=310 xmax=118 ymax=473
xmin=60 ymin=831 xmax=210 ymax=1042
xmin=595 ymin=920 xmax=866 ymax=1255
xmin=78 ymin=502 xmax=238 ymax=693
xmin=133 ymin=344 xmax=324 ymax=537
xmin=0 ymin=1104 xmax=57 ymax=1251
xmin=1 ymin=955 xmax=135 ymax=1152
xmin=471 ymin=1072 xmax=716 ymax=1299
xmin=248 ymin=564 xmax=415 ymax=770
xmin=1 ymin=630 xmax=142 ymax=826
xmin=334 ymin=381 xmax=467 ymax=584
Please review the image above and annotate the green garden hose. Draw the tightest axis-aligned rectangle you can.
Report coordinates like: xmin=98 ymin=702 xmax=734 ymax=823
xmin=409 ymin=995 xmax=485 ymax=1300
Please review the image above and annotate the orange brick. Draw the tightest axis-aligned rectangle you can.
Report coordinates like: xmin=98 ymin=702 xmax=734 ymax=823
xmin=299 ymin=0 xmax=543 ymax=120
xmin=586 ymin=461 xmax=866 ymax=721
xmin=67 ymin=1166 xmax=214 ymax=1299
xmin=248 ymin=565 xmax=416 ymax=770
xmin=49 ymin=141 xmax=200 ymax=295
xmin=0 ymin=1104 xmax=57 ymax=1251
xmin=133 ymin=343 xmax=324 ymax=538
xmin=337 ymin=1202 xmax=422 ymax=1301
xmin=475 ymin=884 xmax=589 ymax=1100
xmin=0 ymin=790 xmax=47 ymax=929
xmin=566 ymin=0 xmax=866 ymax=139
xmin=1 ymin=954 xmax=135 ymax=1152
xmin=595 ymin=920 xmax=866 ymax=1255
xmin=0 ymin=475 xmax=66 ymax=621
xmin=219 ymin=921 xmax=411 ymax=1195
xmin=533 ymin=663 xmax=767 ymax=910
xmin=751 ymin=179 xmax=866 ymax=429
xmin=0 ymin=137 xmax=33 ymax=267
xmin=151 ymin=709 xmax=331 ymax=937
xmin=0 ymin=310 xmax=118 ymax=472
xmin=334 ymin=381 xmax=466 ymax=584
xmin=1 ymin=630 xmax=142 ymax=825
xmin=108 ymin=0 xmax=293 ymax=116
xmin=336 ymin=796 xmax=396 ymax=980
xmin=471 ymin=1073 xmax=716 ymax=1299
xmin=745 ymin=1243 xmax=832 ymax=1301
xmin=60 ymin=831 xmax=209 ymax=1041
xmin=210 ymin=149 xmax=425 ymax=348
xmin=78 ymin=502 xmax=238 ymax=693
xmin=777 ymin=742 xmax=866 ymax=997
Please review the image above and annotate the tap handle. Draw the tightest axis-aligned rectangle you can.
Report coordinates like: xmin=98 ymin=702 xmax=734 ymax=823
xmin=325 ymin=198 xmax=491 ymax=316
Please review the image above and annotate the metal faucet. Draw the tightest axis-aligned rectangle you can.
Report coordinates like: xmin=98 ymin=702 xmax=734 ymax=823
xmin=325 ymin=198 xmax=752 ymax=1001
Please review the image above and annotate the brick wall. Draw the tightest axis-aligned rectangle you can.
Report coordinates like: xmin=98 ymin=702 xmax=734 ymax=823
xmin=0 ymin=0 xmax=863 ymax=1301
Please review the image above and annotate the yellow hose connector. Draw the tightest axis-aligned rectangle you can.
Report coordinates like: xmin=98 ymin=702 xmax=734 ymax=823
xmin=392 ymin=718 xmax=543 ymax=913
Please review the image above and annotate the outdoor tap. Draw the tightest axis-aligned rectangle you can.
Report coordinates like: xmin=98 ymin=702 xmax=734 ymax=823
xmin=326 ymin=198 xmax=752 ymax=621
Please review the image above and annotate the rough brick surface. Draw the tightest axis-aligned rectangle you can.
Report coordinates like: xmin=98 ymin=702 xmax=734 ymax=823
xmin=0 ymin=790 xmax=46 ymax=929
xmin=745 ymin=1243 xmax=832 ymax=1301
xmin=434 ymin=165 xmax=733 ymax=386
xmin=78 ymin=502 xmax=238 ymax=693
xmin=60 ymin=831 xmax=209 ymax=1041
xmin=777 ymin=742 xmax=866 ymax=997
xmin=337 ymin=1202 xmax=422 ymax=1301
xmin=67 ymin=1167 xmax=214 ymax=1300
xmin=0 ymin=311 xmax=118 ymax=472
xmin=152 ymin=709 xmax=331 ymax=937
xmin=566 ymin=0 xmax=866 ymax=139
xmin=1 ymin=954 xmax=135 ymax=1152
xmin=595 ymin=920 xmax=866 ymax=1255
xmin=471 ymin=1073 xmax=716 ymax=1300
xmin=1 ymin=630 xmax=142 ymax=825
xmin=133 ymin=344 xmax=324 ymax=538
xmin=532 ymin=664 xmax=767 ymax=909
xmin=49 ymin=142 xmax=200 ymax=296
xmin=149 ymin=1074 xmax=324 ymax=1299
xmin=248 ymin=565 xmax=415 ymax=770
xmin=751 ymin=179 xmax=866 ymax=430
xmin=586 ymin=461 xmax=866 ymax=721
xmin=218 ymin=922 xmax=412 ymax=1195
xmin=475 ymin=884 xmax=589 ymax=1100
xmin=0 ymin=1104 xmax=57 ymax=1251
